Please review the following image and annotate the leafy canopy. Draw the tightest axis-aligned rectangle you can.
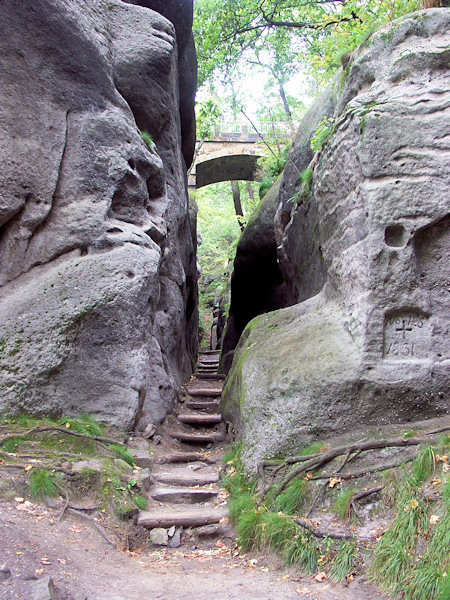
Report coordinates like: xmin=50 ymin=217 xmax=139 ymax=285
xmin=194 ymin=0 xmax=423 ymax=87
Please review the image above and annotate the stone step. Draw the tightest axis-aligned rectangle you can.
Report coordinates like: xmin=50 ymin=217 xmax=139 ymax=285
xmin=197 ymin=362 xmax=218 ymax=369
xmin=154 ymin=471 xmax=219 ymax=487
xmin=184 ymin=400 xmax=221 ymax=412
xmin=137 ymin=506 xmax=226 ymax=529
xmin=170 ymin=431 xmax=225 ymax=444
xmin=188 ymin=388 xmax=222 ymax=398
xmin=178 ymin=413 xmax=222 ymax=425
xmin=196 ymin=373 xmax=226 ymax=380
xmin=150 ymin=486 xmax=218 ymax=503
xmin=157 ymin=452 xmax=218 ymax=464
xmin=199 ymin=350 xmax=220 ymax=355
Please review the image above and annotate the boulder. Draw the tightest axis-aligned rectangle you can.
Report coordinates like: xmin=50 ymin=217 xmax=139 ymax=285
xmin=0 ymin=0 xmax=197 ymax=428
xmin=222 ymin=9 xmax=450 ymax=472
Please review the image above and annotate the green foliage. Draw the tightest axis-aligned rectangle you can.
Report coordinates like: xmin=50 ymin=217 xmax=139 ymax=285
xmin=57 ymin=414 xmax=104 ymax=437
xmin=2 ymin=436 xmax=21 ymax=452
xmin=29 ymin=468 xmax=57 ymax=499
xmin=372 ymin=441 xmax=449 ymax=599
xmin=259 ymin=511 xmax=297 ymax=551
xmin=237 ymin=506 xmax=265 ymax=550
xmin=310 ymin=117 xmax=335 ymax=152
xmin=258 ymin=143 xmax=289 ymax=197
xmin=196 ymin=97 xmax=222 ymax=140
xmin=273 ymin=478 xmax=309 ymax=515
xmin=133 ymin=495 xmax=147 ymax=510
xmin=329 ymin=540 xmax=357 ymax=582
xmin=332 ymin=488 xmax=357 ymax=520
xmin=110 ymin=444 xmax=135 ymax=467
xmin=139 ymin=130 xmax=154 ymax=150
xmin=412 ymin=446 xmax=436 ymax=486
xmin=194 ymin=0 xmax=423 ymax=93
xmin=298 ymin=166 xmax=313 ymax=189
xmin=196 ymin=182 xmax=243 ymax=276
xmin=284 ymin=532 xmax=319 ymax=574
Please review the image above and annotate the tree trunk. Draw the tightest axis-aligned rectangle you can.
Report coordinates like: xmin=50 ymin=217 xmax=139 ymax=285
xmin=247 ymin=183 xmax=255 ymax=202
xmin=231 ymin=181 xmax=245 ymax=231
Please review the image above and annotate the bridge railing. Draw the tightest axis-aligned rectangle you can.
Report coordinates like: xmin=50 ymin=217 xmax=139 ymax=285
xmin=213 ymin=121 xmax=292 ymax=139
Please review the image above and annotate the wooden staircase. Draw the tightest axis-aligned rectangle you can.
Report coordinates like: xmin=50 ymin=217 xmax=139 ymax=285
xmin=137 ymin=350 xmax=228 ymax=533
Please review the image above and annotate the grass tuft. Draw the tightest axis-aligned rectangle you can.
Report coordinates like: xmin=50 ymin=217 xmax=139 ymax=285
xmin=259 ymin=511 xmax=297 ymax=551
xmin=332 ymin=487 xmax=356 ymax=520
xmin=110 ymin=444 xmax=135 ymax=467
xmin=329 ymin=540 xmax=356 ymax=582
xmin=29 ymin=468 xmax=57 ymax=499
xmin=273 ymin=477 xmax=309 ymax=515
xmin=412 ymin=446 xmax=436 ymax=486
xmin=133 ymin=495 xmax=147 ymax=511
xmin=284 ymin=531 xmax=319 ymax=574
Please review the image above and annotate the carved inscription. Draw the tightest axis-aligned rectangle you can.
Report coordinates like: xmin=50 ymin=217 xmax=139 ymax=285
xmin=383 ymin=312 xmax=430 ymax=359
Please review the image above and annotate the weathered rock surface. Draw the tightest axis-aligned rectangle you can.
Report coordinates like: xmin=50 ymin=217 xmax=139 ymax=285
xmin=0 ymin=0 xmax=197 ymax=428
xmin=222 ymin=9 xmax=450 ymax=472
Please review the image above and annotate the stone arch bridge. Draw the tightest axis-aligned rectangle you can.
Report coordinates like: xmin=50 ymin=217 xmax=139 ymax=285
xmin=188 ymin=121 xmax=290 ymax=190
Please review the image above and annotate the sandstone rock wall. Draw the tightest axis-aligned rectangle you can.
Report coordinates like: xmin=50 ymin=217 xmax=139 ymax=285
xmin=222 ymin=8 xmax=450 ymax=471
xmin=0 ymin=0 xmax=198 ymax=429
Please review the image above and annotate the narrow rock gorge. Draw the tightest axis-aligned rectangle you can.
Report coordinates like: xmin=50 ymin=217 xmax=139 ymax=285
xmin=0 ymin=0 xmax=198 ymax=430
xmin=222 ymin=8 xmax=450 ymax=471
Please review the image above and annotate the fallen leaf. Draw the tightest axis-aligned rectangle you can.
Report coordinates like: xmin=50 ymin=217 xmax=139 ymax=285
xmin=314 ymin=571 xmax=327 ymax=582
xmin=296 ymin=587 xmax=311 ymax=595
xmin=65 ymin=423 xmax=71 ymax=428
xmin=14 ymin=497 xmax=24 ymax=503
xmin=436 ymin=454 xmax=448 ymax=463
xmin=261 ymin=567 xmax=269 ymax=572
xmin=430 ymin=515 xmax=440 ymax=525
xmin=282 ymin=574 xmax=290 ymax=579
xmin=41 ymin=559 xmax=52 ymax=565
xmin=329 ymin=477 xmax=342 ymax=488
xmin=405 ymin=499 xmax=419 ymax=512
xmin=57 ymin=558 xmax=67 ymax=565
xmin=432 ymin=478 xmax=442 ymax=486
xmin=35 ymin=569 xmax=44 ymax=575
xmin=346 ymin=573 xmax=355 ymax=583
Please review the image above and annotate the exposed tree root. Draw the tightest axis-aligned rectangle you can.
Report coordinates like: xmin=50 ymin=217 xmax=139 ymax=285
xmin=0 ymin=426 xmax=126 ymax=448
xmin=263 ymin=429 xmax=449 ymax=497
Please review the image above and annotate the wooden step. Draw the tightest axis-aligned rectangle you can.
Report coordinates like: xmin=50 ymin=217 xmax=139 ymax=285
xmin=188 ymin=388 xmax=222 ymax=398
xmin=157 ymin=452 xmax=218 ymax=464
xmin=198 ymin=357 xmax=220 ymax=364
xmin=137 ymin=506 xmax=226 ymax=529
xmin=184 ymin=400 xmax=220 ymax=412
xmin=150 ymin=486 xmax=218 ymax=503
xmin=156 ymin=452 xmax=219 ymax=465
xmin=170 ymin=431 xmax=225 ymax=444
xmin=178 ymin=413 xmax=222 ymax=425
xmin=196 ymin=373 xmax=226 ymax=380
xmin=154 ymin=471 xmax=219 ymax=487
xmin=197 ymin=362 xmax=218 ymax=369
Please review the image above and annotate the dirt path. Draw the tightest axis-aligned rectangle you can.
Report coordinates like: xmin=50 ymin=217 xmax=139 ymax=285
xmin=0 ymin=497 xmax=386 ymax=600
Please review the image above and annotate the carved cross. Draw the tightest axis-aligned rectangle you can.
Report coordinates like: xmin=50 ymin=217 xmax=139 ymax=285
xmin=396 ymin=320 xmax=413 ymax=339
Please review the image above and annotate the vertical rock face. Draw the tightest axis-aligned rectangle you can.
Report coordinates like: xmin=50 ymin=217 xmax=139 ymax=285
xmin=222 ymin=9 xmax=450 ymax=471
xmin=0 ymin=0 xmax=197 ymax=429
